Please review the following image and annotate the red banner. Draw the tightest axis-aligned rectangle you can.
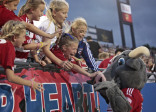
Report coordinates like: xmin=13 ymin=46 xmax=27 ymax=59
xmin=0 ymin=67 xmax=100 ymax=112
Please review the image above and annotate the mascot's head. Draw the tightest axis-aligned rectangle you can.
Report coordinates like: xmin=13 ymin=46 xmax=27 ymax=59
xmin=104 ymin=46 xmax=150 ymax=90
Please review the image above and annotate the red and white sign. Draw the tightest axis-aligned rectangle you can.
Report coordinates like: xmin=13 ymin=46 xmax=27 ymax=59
xmin=120 ymin=3 xmax=132 ymax=23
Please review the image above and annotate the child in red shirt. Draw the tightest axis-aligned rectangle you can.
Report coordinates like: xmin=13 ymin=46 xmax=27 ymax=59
xmin=0 ymin=20 xmax=43 ymax=92
xmin=15 ymin=0 xmax=49 ymax=64
xmin=51 ymin=33 xmax=98 ymax=78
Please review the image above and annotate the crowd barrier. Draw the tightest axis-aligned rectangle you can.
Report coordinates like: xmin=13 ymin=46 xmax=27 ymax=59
xmin=0 ymin=62 xmax=156 ymax=112
xmin=0 ymin=62 xmax=100 ymax=112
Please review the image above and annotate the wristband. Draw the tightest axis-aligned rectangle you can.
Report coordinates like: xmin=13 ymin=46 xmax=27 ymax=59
xmin=75 ymin=58 xmax=81 ymax=62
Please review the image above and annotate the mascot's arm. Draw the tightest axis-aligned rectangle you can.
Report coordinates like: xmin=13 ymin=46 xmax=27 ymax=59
xmin=94 ymin=81 xmax=132 ymax=112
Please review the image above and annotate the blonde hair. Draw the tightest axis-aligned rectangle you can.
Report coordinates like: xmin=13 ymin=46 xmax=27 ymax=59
xmin=46 ymin=0 xmax=69 ymax=22
xmin=0 ymin=20 xmax=26 ymax=40
xmin=98 ymin=52 xmax=109 ymax=60
xmin=18 ymin=0 xmax=45 ymax=17
xmin=68 ymin=17 xmax=87 ymax=34
xmin=0 ymin=0 xmax=17 ymax=5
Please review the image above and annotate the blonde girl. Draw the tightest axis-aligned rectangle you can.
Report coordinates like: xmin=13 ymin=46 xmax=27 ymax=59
xmin=0 ymin=0 xmax=60 ymax=39
xmin=0 ymin=20 xmax=43 ymax=92
xmin=15 ymin=0 xmax=51 ymax=63
xmin=68 ymin=17 xmax=99 ymax=72
xmin=52 ymin=33 xmax=98 ymax=78
xmin=35 ymin=0 xmax=73 ymax=70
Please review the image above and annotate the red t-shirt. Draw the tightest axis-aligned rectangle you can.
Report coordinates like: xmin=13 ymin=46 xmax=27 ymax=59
xmin=0 ymin=5 xmax=21 ymax=28
xmin=107 ymin=88 xmax=143 ymax=112
xmin=15 ymin=14 xmax=36 ymax=62
xmin=98 ymin=57 xmax=112 ymax=69
xmin=51 ymin=45 xmax=80 ymax=73
xmin=0 ymin=39 xmax=15 ymax=70
xmin=51 ymin=45 xmax=77 ymax=64
xmin=122 ymin=88 xmax=143 ymax=112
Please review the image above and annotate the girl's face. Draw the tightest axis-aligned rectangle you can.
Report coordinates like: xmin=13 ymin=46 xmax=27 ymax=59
xmin=53 ymin=6 xmax=69 ymax=25
xmin=14 ymin=30 xmax=26 ymax=48
xmin=63 ymin=42 xmax=78 ymax=60
xmin=31 ymin=4 xmax=45 ymax=21
xmin=4 ymin=0 xmax=20 ymax=11
xmin=72 ymin=25 xmax=87 ymax=41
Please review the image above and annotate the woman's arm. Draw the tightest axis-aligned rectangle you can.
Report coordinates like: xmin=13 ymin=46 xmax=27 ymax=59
xmin=6 ymin=68 xmax=43 ymax=92
xmin=72 ymin=64 xmax=96 ymax=78
xmin=22 ymin=21 xmax=61 ymax=39
xmin=72 ymin=64 xmax=106 ymax=83
xmin=23 ymin=41 xmax=50 ymax=50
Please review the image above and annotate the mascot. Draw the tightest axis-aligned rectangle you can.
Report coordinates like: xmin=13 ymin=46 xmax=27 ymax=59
xmin=93 ymin=46 xmax=150 ymax=112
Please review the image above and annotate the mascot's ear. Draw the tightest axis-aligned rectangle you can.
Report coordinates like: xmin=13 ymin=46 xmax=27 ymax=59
xmin=126 ymin=59 xmax=140 ymax=71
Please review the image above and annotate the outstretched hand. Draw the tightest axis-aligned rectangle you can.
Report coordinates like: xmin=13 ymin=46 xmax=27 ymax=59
xmin=31 ymin=78 xmax=44 ymax=95
xmin=90 ymin=71 xmax=106 ymax=84
xmin=87 ymin=71 xmax=106 ymax=85
xmin=94 ymin=71 xmax=106 ymax=83
xmin=61 ymin=61 xmax=73 ymax=71
xmin=90 ymin=72 xmax=98 ymax=78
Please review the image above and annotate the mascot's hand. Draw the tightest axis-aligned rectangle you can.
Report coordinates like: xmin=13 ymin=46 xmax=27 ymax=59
xmin=94 ymin=81 xmax=116 ymax=104
xmin=94 ymin=81 xmax=116 ymax=91
xmin=94 ymin=81 xmax=132 ymax=112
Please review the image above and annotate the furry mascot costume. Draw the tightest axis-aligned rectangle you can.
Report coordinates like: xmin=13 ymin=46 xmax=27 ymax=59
xmin=94 ymin=46 xmax=150 ymax=112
